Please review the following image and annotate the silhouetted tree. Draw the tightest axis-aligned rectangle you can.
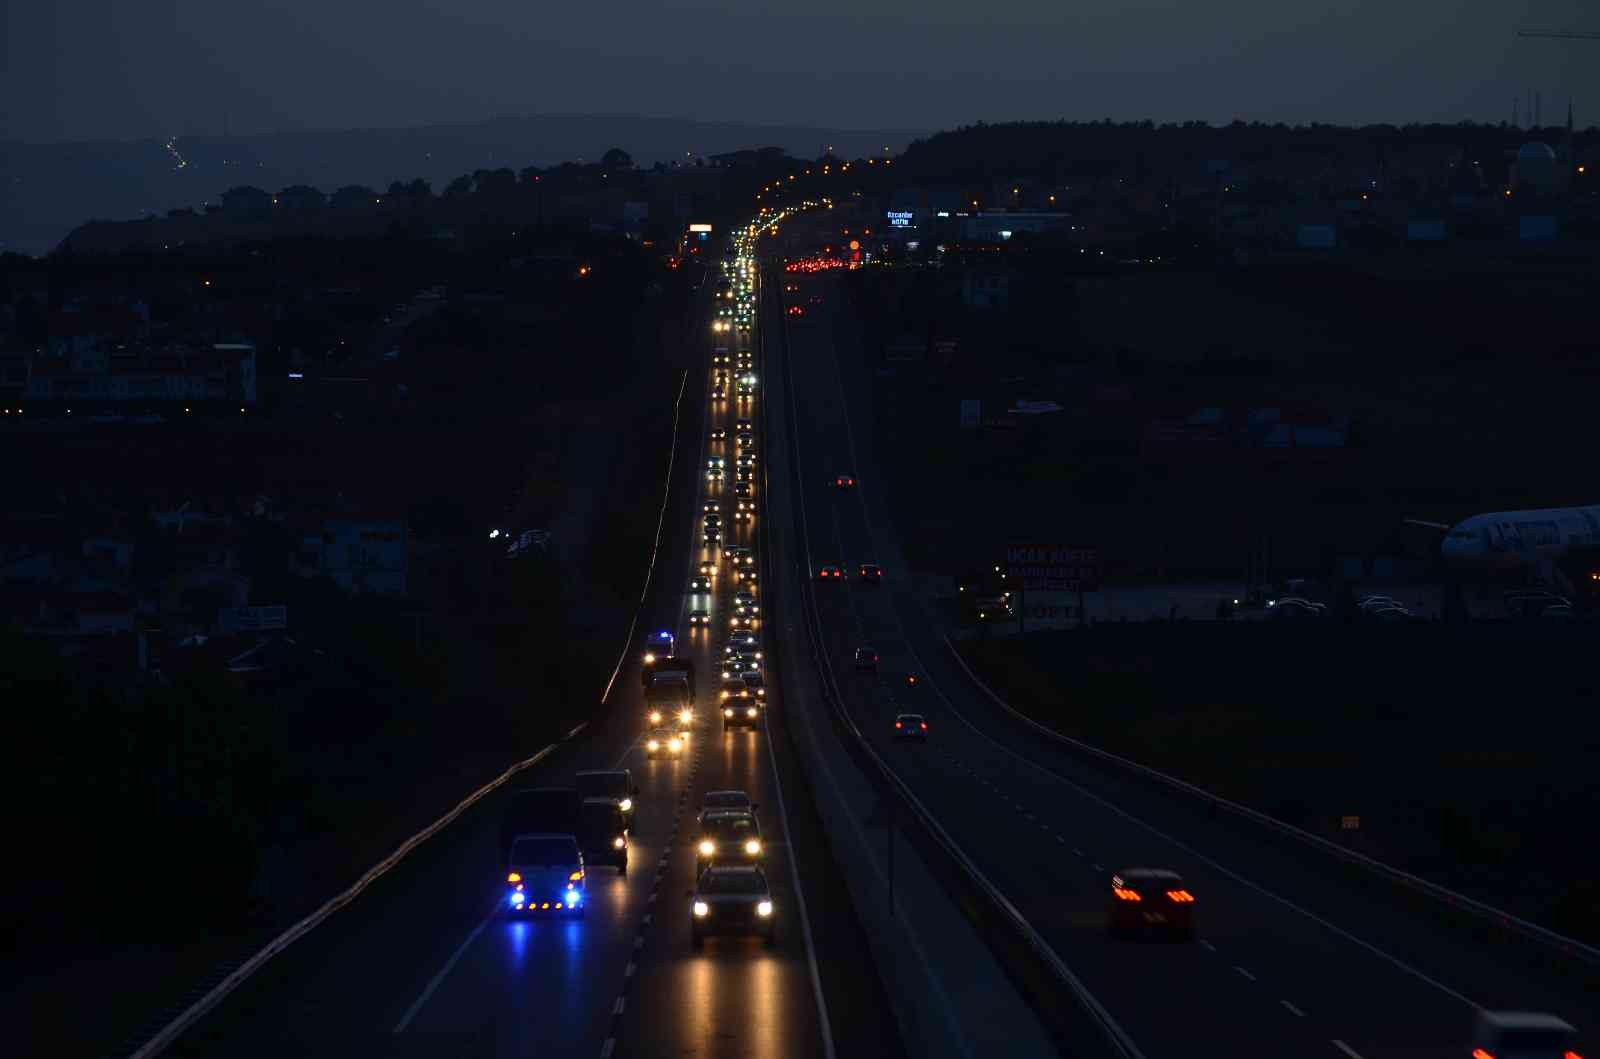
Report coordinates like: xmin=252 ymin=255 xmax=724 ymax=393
xmin=601 ymin=147 xmax=634 ymax=170
xmin=444 ymin=174 xmax=474 ymax=198
xmin=331 ymin=184 xmax=377 ymax=209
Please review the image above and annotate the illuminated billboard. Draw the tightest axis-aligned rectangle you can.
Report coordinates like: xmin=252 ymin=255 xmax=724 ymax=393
xmin=688 ymin=223 xmax=714 ymax=233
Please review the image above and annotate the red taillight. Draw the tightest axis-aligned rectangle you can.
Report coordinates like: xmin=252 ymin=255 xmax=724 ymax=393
xmin=1563 ymin=1052 xmax=1582 ymax=1059
xmin=895 ymin=721 xmax=903 ymax=728
xmin=920 ymin=722 xmax=928 ymax=730
xmin=1112 ymin=888 xmax=1142 ymax=902
xmin=1471 ymin=1051 xmax=1493 ymax=1059
xmin=1166 ymin=890 xmax=1195 ymax=903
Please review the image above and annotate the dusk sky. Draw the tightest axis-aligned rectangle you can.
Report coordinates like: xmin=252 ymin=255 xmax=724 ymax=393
xmin=6 ymin=0 xmax=1600 ymax=143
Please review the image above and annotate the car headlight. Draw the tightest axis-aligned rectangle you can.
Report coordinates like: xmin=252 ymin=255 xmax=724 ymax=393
xmin=744 ymin=839 xmax=762 ymax=855
xmin=613 ymin=836 xmax=626 ymax=849
xmin=757 ymin=901 xmax=773 ymax=917
xmin=724 ymin=708 xmax=733 ymax=716
xmin=643 ymin=652 xmax=655 ymax=664
xmin=619 ymin=799 xmax=632 ymax=812
xmin=507 ymin=872 xmax=522 ymax=883
xmin=679 ymin=709 xmax=693 ymax=723
xmin=747 ymin=707 xmax=758 ymax=717
xmin=650 ymin=711 xmax=662 ymax=723
xmin=647 ymin=740 xmax=659 ymax=751
xmin=699 ymin=839 xmax=715 ymax=856
xmin=694 ymin=901 xmax=710 ymax=917
xmin=570 ymin=870 xmax=584 ymax=881
xmin=668 ymin=738 xmax=681 ymax=751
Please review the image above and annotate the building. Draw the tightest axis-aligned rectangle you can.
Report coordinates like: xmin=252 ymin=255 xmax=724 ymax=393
xmin=296 ymin=518 xmax=409 ymax=596
xmin=23 ymin=343 xmax=257 ymax=406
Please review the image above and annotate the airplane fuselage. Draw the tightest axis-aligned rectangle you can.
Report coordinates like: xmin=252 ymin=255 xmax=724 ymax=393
xmin=1441 ymin=505 xmax=1600 ymax=569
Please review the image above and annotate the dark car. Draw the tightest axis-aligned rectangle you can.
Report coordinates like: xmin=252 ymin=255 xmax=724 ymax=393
xmin=577 ymin=799 xmax=629 ymax=874
xmin=854 ymin=646 xmax=879 ymax=673
xmin=1107 ymin=868 xmax=1196 ymax=940
xmin=834 ymin=474 xmax=856 ymax=490
xmin=734 ymin=482 xmax=753 ymax=499
xmin=894 ymin=713 xmax=928 ymax=741
xmin=858 ymin=563 xmax=883 ymax=584
xmin=817 ymin=564 xmax=844 ymax=580
xmin=575 ymin=769 xmax=639 ymax=827
xmin=690 ymin=866 xmax=776 ymax=948
xmin=695 ymin=810 xmax=764 ymax=874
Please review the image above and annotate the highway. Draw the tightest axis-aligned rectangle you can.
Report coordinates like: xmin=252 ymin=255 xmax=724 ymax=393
xmin=152 ymin=247 xmax=902 ymax=1059
xmin=768 ymin=248 xmax=1596 ymax=1059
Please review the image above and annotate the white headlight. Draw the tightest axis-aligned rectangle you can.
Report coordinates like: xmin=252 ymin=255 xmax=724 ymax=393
xmin=694 ymin=901 xmax=709 ymax=917
xmin=613 ymin=836 xmax=626 ymax=849
xmin=619 ymin=798 xmax=632 ymax=812
xmin=744 ymin=839 xmax=762 ymax=855
xmin=724 ymin=708 xmax=733 ymax=716
xmin=647 ymin=740 xmax=659 ymax=751
xmin=747 ymin=707 xmax=758 ymax=717
xmin=699 ymin=839 xmax=715 ymax=856
xmin=757 ymin=901 xmax=773 ymax=917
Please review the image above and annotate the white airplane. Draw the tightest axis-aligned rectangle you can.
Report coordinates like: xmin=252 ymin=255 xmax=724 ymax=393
xmin=1409 ymin=506 xmax=1600 ymax=569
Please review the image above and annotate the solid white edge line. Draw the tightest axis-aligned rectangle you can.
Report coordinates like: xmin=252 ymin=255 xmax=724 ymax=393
xmin=391 ymin=897 xmax=501 ymax=1032
xmin=132 ymin=360 xmax=696 ymax=1059
xmin=1331 ymin=1039 xmax=1364 ymax=1059
xmin=760 ymin=266 xmax=841 ymax=1059
xmin=935 ymin=640 xmax=1483 ymax=1008
xmin=774 ymin=265 xmax=987 ymax=1059
xmin=1281 ymin=1000 xmax=1306 ymax=1017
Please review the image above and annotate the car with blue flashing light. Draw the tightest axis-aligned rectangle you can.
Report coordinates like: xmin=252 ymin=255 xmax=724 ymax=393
xmin=642 ymin=630 xmax=675 ymax=666
xmin=690 ymin=866 xmax=776 ymax=948
xmin=505 ymin=833 xmax=586 ymax=916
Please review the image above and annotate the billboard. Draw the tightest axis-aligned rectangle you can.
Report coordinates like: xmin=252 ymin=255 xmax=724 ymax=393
xmin=886 ymin=210 xmax=915 ymax=228
xmin=1006 ymin=545 xmax=1100 ymax=592
xmin=688 ymin=223 xmax=714 ymax=233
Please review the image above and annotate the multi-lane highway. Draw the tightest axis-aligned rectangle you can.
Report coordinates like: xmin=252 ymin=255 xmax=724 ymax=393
xmin=149 ymin=243 xmax=903 ymax=1059
xmin=769 ymin=235 xmax=1595 ymax=1059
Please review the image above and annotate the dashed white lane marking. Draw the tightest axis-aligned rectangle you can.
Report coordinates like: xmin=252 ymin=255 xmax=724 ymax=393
xmin=642 ymin=913 xmax=652 ymax=926
xmin=1331 ymin=1041 xmax=1364 ymax=1059
xmin=1281 ymin=1001 xmax=1306 ymax=1017
xmin=624 ymin=961 xmax=636 ymax=979
xmin=1234 ymin=966 xmax=1256 ymax=982
xmin=614 ymin=996 xmax=626 ymax=1015
xmin=634 ymin=936 xmax=644 ymax=950
xmin=600 ymin=1038 xmax=616 ymax=1058
xmin=391 ymin=898 xmax=499 ymax=1032
xmin=647 ymin=892 xmax=657 ymax=904
xmin=1072 ymin=847 xmax=1083 ymax=856
xmin=1199 ymin=939 xmax=1217 ymax=952
xmin=1091 ymin=863 xmax=1103 ymax=872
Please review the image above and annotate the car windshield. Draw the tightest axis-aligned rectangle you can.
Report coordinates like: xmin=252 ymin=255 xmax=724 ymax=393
xmin=703 ymin=793 xmax=749 ymax=811
xmin=509 ymin=837 xmax=578 ymax=866
xmin=576 ymin=773 xmax=626 ymax=798
xmin=705 ymin=816 xmax=757 ymax=839
xmin=699 ymin=870 xmax=769 ymax=895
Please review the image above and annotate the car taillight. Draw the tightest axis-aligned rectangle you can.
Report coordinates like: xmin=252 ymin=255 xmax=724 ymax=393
xmin=507 ymin=872 xmax=522 ymax=883
xmin=1471 ymin=1051 xmax=1493 ymax=1059
xmin=921 ymin=722 xmax=928 ymax=730
xmin=1113 ymin=888 xmax=1142 ymax=901
xmin=1166 ymin=890 xmax=1195 ymax=903
xmin=895 ymin=721 xmax=903 ymax=728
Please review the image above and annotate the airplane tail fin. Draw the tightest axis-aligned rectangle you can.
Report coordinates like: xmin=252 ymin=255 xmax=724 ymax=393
xmin=1404 ymin=518 xmax=1451 ymax=531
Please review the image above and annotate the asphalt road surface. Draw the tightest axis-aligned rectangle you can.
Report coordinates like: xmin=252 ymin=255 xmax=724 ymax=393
xmin=771 ymin=257 xmax=1595 ymax=1059
xmin=155 ymin=253 xmax=901 ymax=1059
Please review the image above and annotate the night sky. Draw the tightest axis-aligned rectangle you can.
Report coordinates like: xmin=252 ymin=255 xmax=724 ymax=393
xmin=6 ymin=0 xmax=1600 ymax=143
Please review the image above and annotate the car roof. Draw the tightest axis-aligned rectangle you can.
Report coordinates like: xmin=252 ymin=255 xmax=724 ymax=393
xmin=581 ymin=797 xmax=624 ymax=810
xmin=649 ymin=728 xmax=677 ymax=737
xmin=1474 ymin=1011 xmax=1575 ymax=1032
xmin=1114 ymin=868 xmax=1183 ymax=882
xmin=702 ymin=789 xmax=750 ymax=801
xmin=895 ymin=713 xmax=925 ymax=721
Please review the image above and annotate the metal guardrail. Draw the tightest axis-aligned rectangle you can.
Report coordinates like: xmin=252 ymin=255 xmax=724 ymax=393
xmin=767 ymin=263 xmax=1140 ymax=1059
xmin=942 ymin=635 xmax=1600 ymax=969
xmin=126 ymin=366 xmax=697 ymax=1059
